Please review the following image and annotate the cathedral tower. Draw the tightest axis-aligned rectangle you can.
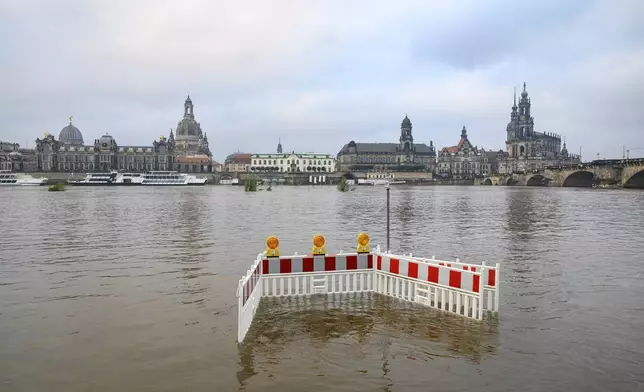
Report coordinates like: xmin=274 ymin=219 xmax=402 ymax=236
xmin=399 ymin=114 xmax=413 ymax=153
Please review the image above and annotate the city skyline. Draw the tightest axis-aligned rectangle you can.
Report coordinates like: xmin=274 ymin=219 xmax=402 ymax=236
xmin=2 ymin=0 xmax=643 ymax=160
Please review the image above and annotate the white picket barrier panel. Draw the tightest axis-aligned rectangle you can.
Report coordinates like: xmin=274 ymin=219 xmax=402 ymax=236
xmin=236 ymin=252 xmax=264 ymax=343
xmin=236 ymin=245 xmax=501 ymax=343
xmin=377 ymin=251 xmax=501 ymax=316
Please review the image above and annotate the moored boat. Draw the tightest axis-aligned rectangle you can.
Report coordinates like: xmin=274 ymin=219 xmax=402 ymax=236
xmin=140 ymin=171 xmax=207 ymax=185
xmin=67 ymin=171 xmax=207 ymax=186
xmin=68 ymin=171 xmax=119 ymax=185
xmin=0 ymin=170 xmax=47 ymax=186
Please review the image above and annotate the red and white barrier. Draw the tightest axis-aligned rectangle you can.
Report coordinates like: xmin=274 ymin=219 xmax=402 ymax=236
xmin=373 ymin=252 xmax=500 ymax=320
xmin=236 ymin=253 xmax=264 ymax=343
xmin=236 ymin=246 xmax=501 ymax=343
xmin=261 ymin=253 xmax=373 ymax=274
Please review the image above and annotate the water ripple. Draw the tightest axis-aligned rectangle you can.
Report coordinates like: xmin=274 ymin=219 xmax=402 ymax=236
xmin=1 ymin=186 xmax=644 ymax=391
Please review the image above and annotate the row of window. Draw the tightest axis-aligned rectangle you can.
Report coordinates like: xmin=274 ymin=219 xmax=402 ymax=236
xmin=251 ymin=167 xmax=329 ymax=173
xmin=252 ymin=159 xmax=333 ymax=165
xmin=40 ymin=154 xmax=172 ymax=163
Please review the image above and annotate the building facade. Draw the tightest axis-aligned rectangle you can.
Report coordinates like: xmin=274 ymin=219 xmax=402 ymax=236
xmin=250 ymin=152 xmax=336 ymax=173
xmin=437 ymin=127 xmax=503 ymax=179
xmin=337 ymin=115 xmax=436 ymax=173
xmin=224 ymin=152 xmax=252 ymax=172
xmin=33 ymin=97 xmax=213 ymax=173
xmin=437 ymin=126 xmax=484 ymax=179
xmin=1 ymin=141 xmax=38 ymax=172
xmin=502 ymin=83 xmax=580 ymax=173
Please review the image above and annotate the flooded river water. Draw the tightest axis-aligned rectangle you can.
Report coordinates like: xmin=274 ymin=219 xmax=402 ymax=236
xmin=1 ymin=186 xmax=643 ymax=391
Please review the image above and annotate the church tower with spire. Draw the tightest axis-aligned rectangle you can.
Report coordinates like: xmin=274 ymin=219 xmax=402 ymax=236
xmin=502 ymin=82 xmax=578 ymax=172
xmin=277 ymin=138 xmax=283 ymax=154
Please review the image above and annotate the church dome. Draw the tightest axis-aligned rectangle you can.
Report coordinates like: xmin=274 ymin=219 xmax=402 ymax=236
xmin=401 ymin=115 xmax=411 ymax=127
xmin=59 ymin=123 xmax=84 ymax=145
xmin=176 ymin=119 xmax=201 ymax=137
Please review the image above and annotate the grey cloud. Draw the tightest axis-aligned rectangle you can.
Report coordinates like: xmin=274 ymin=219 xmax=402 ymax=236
xmin=409 ymin=0 xmax=593 ymax=70
xmin=1 ymin=0 xmax=643 ymax=161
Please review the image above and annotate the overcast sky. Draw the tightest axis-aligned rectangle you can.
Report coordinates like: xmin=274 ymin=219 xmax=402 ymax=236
xmin=1 ymin=0 xmax=643 ymax=161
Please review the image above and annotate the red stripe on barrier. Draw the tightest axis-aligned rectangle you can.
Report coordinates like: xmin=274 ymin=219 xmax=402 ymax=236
xmin=262 ymin=259 xmax=269 ymax=275
xmin=428 ymin=265 xmax=439 ymax=283
xmin=390 ymin=258 xmax=399 ymax=274
xmin=346 ymin=255 xmax=358 ymax=270
xmin=408 ymin=262 xmax=418 ymax=279
xmin=280 ymin=258 xmax=292 ymax=274
xmin=488 ymin=269 xmax=496 ymax=287
xmin=449 ymin=270 xmax=461 ymax=289
xmin=303 ymin=257 xmax=314 ymax=272
xmin=324 ymin=256 xmax=336 ymax=271
xmin=377 ymin=255 xmax=382 ymax=270
xmin=368 ymin=254 xmax=373 ymax=269
xmin=473 ymin=274 xmax=480 ymax=293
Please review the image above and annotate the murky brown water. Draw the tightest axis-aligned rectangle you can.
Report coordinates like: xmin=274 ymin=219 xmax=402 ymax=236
xmin=1 ymin=186 xmax=643 ymax=391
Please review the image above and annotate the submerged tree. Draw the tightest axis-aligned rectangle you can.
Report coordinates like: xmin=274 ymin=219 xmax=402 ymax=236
xmin=337 ymin=176 xmax=348 ymax=192
xmin=244 ymin=175 xmax=258 ymax=192
xmin=48 ymin=183 xmax=66 ymax=192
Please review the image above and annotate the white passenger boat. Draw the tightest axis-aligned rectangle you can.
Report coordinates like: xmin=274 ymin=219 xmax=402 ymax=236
xmin=68 ymin=171 xmax=119 ymax=185
xmin=67 ymin=171 xmax=207 ymax=186
xmin=141 ymin=171 xmax=207 ymax=185
xmin=114 ymin=173 xmax=143 ymax=185
xmin=0 ymin=170 xmax=48 ymax=186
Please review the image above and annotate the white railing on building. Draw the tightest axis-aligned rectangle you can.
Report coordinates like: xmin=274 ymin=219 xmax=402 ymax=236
xmin=236 ymin=237 xmax=501 ymax=343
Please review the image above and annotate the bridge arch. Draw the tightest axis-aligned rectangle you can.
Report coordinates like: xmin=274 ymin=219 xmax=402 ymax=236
xmin=506 ymin=178 xmax=519 ymax=186
xmin=624 ymin=170 xmax=644 ymax=189
xmin=562 ymin=171 xmax=594 ymax=187
xmin=483 ymin=178 xmax=492 ymax=185
xmin=526 ymin=174 xmax=548 ymax=186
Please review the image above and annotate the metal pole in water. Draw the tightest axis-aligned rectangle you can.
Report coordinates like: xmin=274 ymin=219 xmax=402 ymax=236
xmin=386 ymin=181 xmax=390 ymax=252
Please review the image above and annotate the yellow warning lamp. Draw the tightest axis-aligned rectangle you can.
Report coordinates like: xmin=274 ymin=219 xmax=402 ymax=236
xmin=357 ymin=232 xmax=370 ymax=253
xmin=266 ymin=236 xmax=280 ymax=257
xmin=312 ymin=234 xmax=326 ymax=255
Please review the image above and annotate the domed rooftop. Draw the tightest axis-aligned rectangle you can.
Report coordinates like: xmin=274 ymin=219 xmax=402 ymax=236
xmin=59 ymin=118 xmax=84 ymax=146
xmin=99 ymin=134 xmax=115 ymax=146
xmin=401 ymin=115 xmax=411 ymax=127
xmin=176 ymin=120 xmax=201 ymax=137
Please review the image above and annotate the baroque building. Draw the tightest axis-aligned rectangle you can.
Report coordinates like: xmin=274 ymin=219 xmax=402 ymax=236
xmin=437 ymin=127 xmax=502 ymax=179
xmin=437 ymin=126 xmax=483 ymax=179
xmin=500 ymin=83 xmax=580 ymax=173
xmin=337 ymin=115 xmax=436 ymax=173
xmin=174 ymin=96 xmax=211 ymax=157
xmin=33 ymin=97 xmax=213 ymax=173
xmin=0 ymin=141 xmax=38 ymax=172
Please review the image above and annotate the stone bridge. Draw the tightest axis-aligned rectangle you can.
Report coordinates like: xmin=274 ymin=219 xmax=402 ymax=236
xmin=478 ymin=159 xmax=644 ymax=188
